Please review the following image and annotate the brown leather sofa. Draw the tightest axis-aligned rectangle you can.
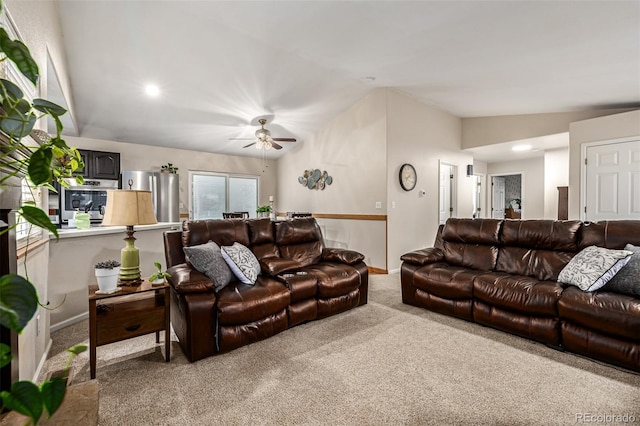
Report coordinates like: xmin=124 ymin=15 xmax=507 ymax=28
xmin=401 ymin=218 xmax=640 ymax=372
xmin=164 ymin=217 xmax=368 ymax=362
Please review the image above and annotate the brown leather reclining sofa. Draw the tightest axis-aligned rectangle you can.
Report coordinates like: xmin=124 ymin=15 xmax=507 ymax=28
xmin=401 ymin=218 xmax=640 ymax=372
xmin=164 ymin=217 xmax=368 ymax=362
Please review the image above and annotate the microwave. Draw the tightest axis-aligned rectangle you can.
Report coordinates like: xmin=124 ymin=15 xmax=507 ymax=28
xmin=59 ymin=178 xmax=119 ymax=224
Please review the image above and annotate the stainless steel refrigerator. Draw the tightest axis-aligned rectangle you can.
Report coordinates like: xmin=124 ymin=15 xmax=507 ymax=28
xmin=121 ymin=171 xmax=179 ymax=222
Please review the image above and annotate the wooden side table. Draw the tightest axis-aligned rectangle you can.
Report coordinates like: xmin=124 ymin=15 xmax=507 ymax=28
xmin=88 ymin=280 xmax=170 ymax=379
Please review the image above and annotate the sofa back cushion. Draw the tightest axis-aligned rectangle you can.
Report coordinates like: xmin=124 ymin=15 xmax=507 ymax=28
xmin=580 ymin=220 xmax=640 ymax=249
xmin=496 ymin=220 xmax=581 ymax=281
xmin=275 ymin=218 xmax=323 ymax=267
xmin=440 ymin=218 xmax=502 ymax=271
xmin=247 ymin=218 xmax=279 ymax=260
xmin=182 ymin=219 xmax=250 ymax=249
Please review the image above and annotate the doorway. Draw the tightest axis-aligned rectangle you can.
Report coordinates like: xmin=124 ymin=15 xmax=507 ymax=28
xmin=439 ymin=162 xmax=457 ymax=224
xmin=472 ymin=174 xmax=484 ymax=218
xmin=491 ymin=173 xmax=522 ymax=219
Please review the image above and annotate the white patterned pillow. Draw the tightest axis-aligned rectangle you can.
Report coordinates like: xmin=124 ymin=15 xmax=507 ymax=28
xmin=221 ymin=242 xmax=261 ymax=285
xmin=558 ymin=246 xmax=633 ymax=292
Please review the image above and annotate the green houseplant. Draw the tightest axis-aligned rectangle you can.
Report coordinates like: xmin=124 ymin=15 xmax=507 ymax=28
xmin=256 ymin=205 xmax=272 ymax=218
xmin=160 ymin=162 xmax=178 ymax=174
xmin=0 ymin=1 xmax=87 ymax=423
xmin=149 ymin=261 xmax=170 ymax=284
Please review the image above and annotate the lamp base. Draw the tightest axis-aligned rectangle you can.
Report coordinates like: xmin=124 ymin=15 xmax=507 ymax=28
xmin=118 ymin=225 xmax=142 ymax=286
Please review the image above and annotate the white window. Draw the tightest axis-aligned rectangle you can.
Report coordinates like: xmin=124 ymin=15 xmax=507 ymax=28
xmin=189 ymin=172 xmax=258 ymax=219
xmin=16 ymin=178 xmax=43 ymax=245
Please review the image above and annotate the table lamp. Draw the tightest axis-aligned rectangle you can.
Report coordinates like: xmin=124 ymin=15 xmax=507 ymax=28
xmin=101 ymin=190 xmax=157 ymax=285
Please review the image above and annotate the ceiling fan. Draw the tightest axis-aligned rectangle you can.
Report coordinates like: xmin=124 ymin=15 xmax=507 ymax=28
xmin=231 ymin=118 xmax=297 ymax=150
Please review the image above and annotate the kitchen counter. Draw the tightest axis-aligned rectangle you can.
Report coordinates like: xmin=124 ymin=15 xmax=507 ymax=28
xmin=50 ymin=222 xmax=183 ymax=239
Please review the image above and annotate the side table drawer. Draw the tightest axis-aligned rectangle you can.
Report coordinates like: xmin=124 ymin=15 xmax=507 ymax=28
xmin=96 ymin=297 xmax=165 ymax=345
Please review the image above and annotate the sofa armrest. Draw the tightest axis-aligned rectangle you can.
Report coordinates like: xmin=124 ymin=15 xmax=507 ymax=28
xmin=167 ymin=264 xmax=215 ymax=294
xmin=321 ymin=248 xmax=365 ymax=265
xmin=400 ymin=247 xmax=445 ymax=266
xmin=260 ymin=257 xmax=303 ymax=276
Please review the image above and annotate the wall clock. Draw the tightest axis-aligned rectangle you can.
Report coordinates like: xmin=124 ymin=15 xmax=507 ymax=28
xmin=399 ymin=163 xmax=417 ymax=191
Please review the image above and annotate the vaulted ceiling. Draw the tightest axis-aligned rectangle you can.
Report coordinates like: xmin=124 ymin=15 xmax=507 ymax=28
xmin=53 ymin=1 xmax=640 ymax=159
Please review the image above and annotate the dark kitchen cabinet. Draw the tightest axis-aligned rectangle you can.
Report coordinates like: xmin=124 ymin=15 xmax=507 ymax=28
xmin=78 ymin=150 xmax=120 ymax=180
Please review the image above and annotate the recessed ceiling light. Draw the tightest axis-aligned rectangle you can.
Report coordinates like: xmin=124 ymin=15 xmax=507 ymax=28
xmin=145 ymin=84 xmax=160 ymax=97
xmin=512 ymin=144 xmax=532 ymax=151
xmin=360 ymin=76 xmax=376 ymax=83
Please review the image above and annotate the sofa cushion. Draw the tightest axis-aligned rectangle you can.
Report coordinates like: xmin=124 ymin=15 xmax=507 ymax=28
xmin=442 ymin=242 xmax=498 ymax=271
xmin=412 ymin=264 xmax=476 ymax=300
xmin=216 ymin=276 xmax=290 ymax=325
xmin=221 ymin=242 xmax=262 ymax=285
xmin=322 ymin=248 xmax=365 ymax=265
xmin=182 ymin=241 xmax=234 ymax=291
xmin=248 ymin=218 xmax=274 ymax=245
xmin=473 ymin=272 xmax=564 ymax=316
xmin=580 ymin=220 xmax=640 ymax=249
xmin=302 ymin=263 xmax=361 ymax=299
xmin=260 ymin=257 xmax=303 ymax=276
xmin=557 ymin=246 xmax=632 ymax=292
xmin=441 ymin=218 xmax=502 ymax=245
xmin=183 ymin=219 xmax=250 ymax=248
xmin=602 ymin=244 xmax=640 ymax=297
xmin=400 ymin=248 xmax=445 ymax=266
xmin=278 ymin=273 xmax=318 ymax=303
xmin=558 ymin=286 xmax=640 ymax=341
xmin=500 ymin=220 xmax=581 ymax=251
xmin=496 ymin=246 xmax=574 ymax=281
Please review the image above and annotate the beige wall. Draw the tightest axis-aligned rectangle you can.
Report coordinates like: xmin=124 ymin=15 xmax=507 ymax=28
xmin=17 ymin=243 xmax=50 ymax=381
xmin=568 ymin=110 xmax=640 ymax=219
xmin=543 ymin=148 xmax=569 ymax=219
xmin=386 ymin=90 xmax=469 ymax=271
xmin=487 ymin=157 xmax=545 ymax=219
xmin=5 ymin=0 xmax=77 ymax=129
xmin=462 ymin=109 xmax=633 ymax=149
xmin=66 ymin=135 xmax=278 ymax=215
xmin=276 ymin=90 xmax=388 ymax=269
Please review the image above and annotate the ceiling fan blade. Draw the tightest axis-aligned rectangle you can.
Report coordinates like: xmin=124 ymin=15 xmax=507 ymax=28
xmin=243 ymin=142 xmax=256 ymax=148
xmin=230 ymin=137 xmax=254 ymax=141
xmin=271 ymin=142 xmax=283 ymax=150
xmin=272 ymin=138 xmax=296 ymax=142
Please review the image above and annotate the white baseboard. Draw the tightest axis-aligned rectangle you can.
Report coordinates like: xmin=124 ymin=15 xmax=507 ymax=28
xmin=51 ymin=311 xmax=88 ymax=333
xmin=32 ymin=338 xmax=53 ymax=382
xmin=387 ymin=268 xmax=400 ymax=274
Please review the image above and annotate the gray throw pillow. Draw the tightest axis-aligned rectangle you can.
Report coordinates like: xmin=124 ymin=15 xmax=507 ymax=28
xmin=221 ymin=242 xmax=261 ymax=285
xmin=183 ymin=241 xmax=234 ymax=291
xmin=602 ymin=244 xmax=640 ymax=297
xmin=558 ymin=246 xmax=632 ymax=292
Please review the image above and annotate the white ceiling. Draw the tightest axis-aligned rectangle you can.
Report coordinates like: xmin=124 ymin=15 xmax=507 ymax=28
xmin=54 ymin=1 xmax=640 ymax=160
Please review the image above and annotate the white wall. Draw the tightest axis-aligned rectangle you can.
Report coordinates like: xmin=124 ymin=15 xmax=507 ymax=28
xmin=568 ymin=110 xmax=640 ymax=219
xmin=386 ymin=90 xmax=470 ymax=271
xmin=66 ymin=136 xmax=278 ymax=215
xmin=487 ymin=156 xmax=545 ymax=219
xmin=277 ymin=90 xmax=388 ymax=269
xmin=543 ymin=148 xmax=569 ymax=219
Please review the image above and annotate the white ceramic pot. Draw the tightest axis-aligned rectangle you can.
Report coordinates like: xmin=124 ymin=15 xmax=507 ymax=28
xmin=150 ymin=277 xmax=165 ymax=285
xmin=95 ymin=267 xmax=120 ymax=292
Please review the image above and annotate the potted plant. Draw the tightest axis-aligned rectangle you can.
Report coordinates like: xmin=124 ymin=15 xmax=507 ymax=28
xmin=0 ymin=1 xmax=87 ymax=422
xmin=149 ymin=261 xmax=170 ymax=285
xmin=256 ymin=205 xmax=272 ymax=218
xmin=160 ymin=163 xmax=178 ymax=174
xmin=94 ymin=260 xmax=121 ymax=292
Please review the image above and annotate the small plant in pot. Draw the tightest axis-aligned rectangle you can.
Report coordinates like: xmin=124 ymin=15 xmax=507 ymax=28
xmin=149 ymin=261 xmax=170 ymax=285
xmin=256 ymin=205 xmax=272 ymax=218
xmin=94 ymin=260 xmax=121 ymax=292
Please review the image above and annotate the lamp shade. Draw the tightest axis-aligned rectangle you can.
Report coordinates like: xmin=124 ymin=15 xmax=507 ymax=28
xmin=102 ymin=190 xmax=157 ymax=226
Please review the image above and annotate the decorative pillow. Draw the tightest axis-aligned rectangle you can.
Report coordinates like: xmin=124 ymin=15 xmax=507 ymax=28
xmin=602 ymin=244 xmax=640 ymax=297
xmin=183 ymin=241 xmax=234 ymax=292
xmin=221 ymin=242 xmax=261 ymax=285
xmin=558 ymin=246 xmax=633 ymax=292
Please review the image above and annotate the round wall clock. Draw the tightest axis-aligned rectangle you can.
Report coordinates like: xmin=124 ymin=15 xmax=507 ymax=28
xmin=399 ymin=163 xmax=417 ymax=191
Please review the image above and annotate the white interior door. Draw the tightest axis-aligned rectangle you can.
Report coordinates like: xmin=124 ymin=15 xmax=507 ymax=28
xmin=585 ymin=140 xmax=640 ymax=220
xmin=439 ymin=163 xmax=456 ymax=224
xmin=492 ymin=176 xmax=505 ymax=219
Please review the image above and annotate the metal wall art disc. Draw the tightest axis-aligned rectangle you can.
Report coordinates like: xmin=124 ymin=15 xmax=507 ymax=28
xmin=298 ymin=169 xmax=333 ymax=190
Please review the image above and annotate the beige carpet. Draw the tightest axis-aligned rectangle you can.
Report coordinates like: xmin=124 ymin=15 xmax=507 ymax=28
xmin=41 ymin=274 xmax=640 ymax=425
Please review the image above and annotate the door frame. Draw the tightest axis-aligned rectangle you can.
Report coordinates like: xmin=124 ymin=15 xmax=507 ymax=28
xmin=472 ymin=173 xmax=486 ymax=218
xmin=438 ymin=161 xmax=457 ymax=223
xmin=580 ymin=136 xmax=639 ymax=221
xmin=488 ymin=172 xmax=525 ymax=219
